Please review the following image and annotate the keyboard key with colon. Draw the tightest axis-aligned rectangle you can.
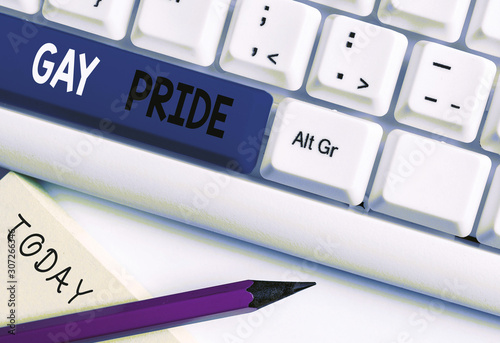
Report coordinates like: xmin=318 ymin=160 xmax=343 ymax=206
xmin=306 ymin=15 xmax=407 ymax=116
xmin=131 ymin=0 xmax=230 ymax=67
xmin=1 ymin=0 xmax=40 ymax=14
xmin=220 ymin=0 xmax=320 ymax=91
xmin=395 ymin=41 xmax=496 ymax=143
xmin=309 ymin=0 xmax=376 ymax=16
xmin=368 ymin=130 xmax=491 ymax=237
xmin=378 ymin=0 xmax=471 ymax=42
xmin=0 ymin=12 xmax=272 ymax=174
xmin=261 ymin=98 xmax=383 ymax=205
xmin=42 ymin=0 xmax=135 ymax=40
xmin=466 ymin=0 xmax=500 ymax=58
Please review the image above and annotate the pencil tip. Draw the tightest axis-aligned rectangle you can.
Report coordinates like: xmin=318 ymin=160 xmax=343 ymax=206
xmin=292 ymin=281 xmax=316 ymax=293
xmin=247 ymin=281 xmax=316 ymax=309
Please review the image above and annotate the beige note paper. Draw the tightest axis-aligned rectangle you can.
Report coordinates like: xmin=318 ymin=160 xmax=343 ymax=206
xmin=0 ymin=172 xmax=191 ymax=342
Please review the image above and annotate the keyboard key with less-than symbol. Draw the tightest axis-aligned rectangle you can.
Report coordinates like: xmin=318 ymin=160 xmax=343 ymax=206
xmin=220 ymin=0 xmax=321 ymax=90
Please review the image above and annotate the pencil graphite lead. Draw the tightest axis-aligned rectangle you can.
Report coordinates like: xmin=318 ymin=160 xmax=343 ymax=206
xmin=247 ymin=280 xmax=316 ymax=309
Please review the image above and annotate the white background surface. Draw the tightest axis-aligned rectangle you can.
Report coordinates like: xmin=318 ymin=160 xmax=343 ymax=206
xmin=2 ymin=0 xmax=500 ymax=341
xmin=37 ymin=180 xmax=500 ymax=343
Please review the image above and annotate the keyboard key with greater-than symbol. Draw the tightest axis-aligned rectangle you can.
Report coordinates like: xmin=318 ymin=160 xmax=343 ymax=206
xmin=306 ymin=15 xmax=407 ymax=116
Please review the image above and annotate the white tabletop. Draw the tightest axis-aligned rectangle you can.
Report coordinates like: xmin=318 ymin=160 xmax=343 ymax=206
xmin=33 ymin=178 xmax=500 ymax=343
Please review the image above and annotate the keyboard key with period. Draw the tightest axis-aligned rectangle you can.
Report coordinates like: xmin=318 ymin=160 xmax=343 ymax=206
xmin=306 ymin=15 xmax=407 ymax=116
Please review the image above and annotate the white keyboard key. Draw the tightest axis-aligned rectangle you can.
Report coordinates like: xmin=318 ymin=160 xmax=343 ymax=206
xmin=477 ymin=166 xmax=500 ymax=249
xmin=220 ymin=0 xmax=320 ymax=90
xmin=261 ymin=98 xmax=382 ymax=205
xmin=2 ymin=0 xmax=41 ymax=14
xmin=306 ymin=15 xmax=407 ymax=116
xmin=131 ymin=0 xmax=230 ymax=67
xmin=395 ymin=41 xmax=496 ymax=143
xmin=378 ymin=0 xmax=471 ymax=42
xmin=309 ymin=0 xmax=376 ymax=16
xmin=368 ymin=130 xmax=491 ymax=237
xmin=466 ymin=0 xmax=500 ymax=57
xmin=42 ymin=0 xmax=135 ymax=40
xmin=481 ymin=84 xmax=500 ymax=154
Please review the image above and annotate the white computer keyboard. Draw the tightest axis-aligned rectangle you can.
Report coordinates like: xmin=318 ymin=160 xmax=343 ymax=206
xmin=1 ymin=0 xmax=500 ymax=317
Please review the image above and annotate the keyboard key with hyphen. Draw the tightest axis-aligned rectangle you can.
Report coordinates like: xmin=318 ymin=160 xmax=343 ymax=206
xmin=1 ymin=0 xmax=40 ymax=14
xmin=307 ymin=15 xmax=407 ymax=116
xmin=395 ymin=41 xmax=496 ymax=143
xmin=220 ymin=0 xmax=320 ymax=90
xmin=310 ymin=0 xmax=376 ymax=16
xmin=131 ymin=0 xmax=230 ymax=67
xmin=368 ymin=130 xmax=491 ymax=237
xmin=261 ymin=98 xmax=382 ymax=205
xmin=0 ymin=13 xmax=272 ymax=174
xmin=378 ymin=0 xmax=471 ymax=42
xmin=466 ymin=0 xmax=500 ymax=58
xmin=43 ymin=0 xmax=135 ymax=40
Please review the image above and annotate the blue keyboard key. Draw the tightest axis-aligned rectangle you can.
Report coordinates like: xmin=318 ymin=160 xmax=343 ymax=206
xmin=0 ymin=13 xmax=272 ymax=174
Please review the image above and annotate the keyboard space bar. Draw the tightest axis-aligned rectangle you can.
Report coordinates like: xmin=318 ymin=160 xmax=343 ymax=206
xmin=1 ymin=106 xmax=500 ymax=317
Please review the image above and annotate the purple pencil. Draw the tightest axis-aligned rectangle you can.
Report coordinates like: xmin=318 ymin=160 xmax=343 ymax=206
xmin=1 ymin=280 xmax=315 ymax=342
